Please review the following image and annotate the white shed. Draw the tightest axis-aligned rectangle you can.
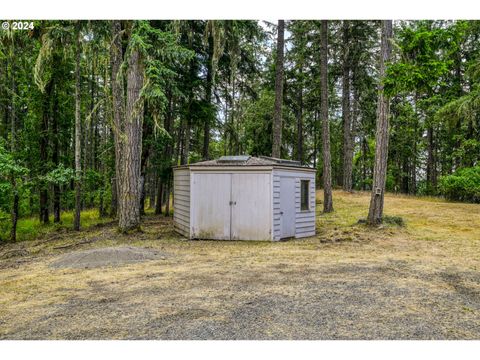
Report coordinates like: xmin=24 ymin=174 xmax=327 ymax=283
xmin=173 ymin=156 xmax=316 ymax=241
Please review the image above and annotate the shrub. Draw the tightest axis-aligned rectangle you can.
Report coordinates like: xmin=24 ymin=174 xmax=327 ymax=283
xmin=439 ymin=166 xmax=480 ymax=203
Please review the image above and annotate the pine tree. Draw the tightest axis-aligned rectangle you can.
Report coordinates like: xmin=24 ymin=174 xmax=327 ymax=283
xmin=272 ymin=20 xmax=285 ymax=158
xmin=367 ymin=20 xmax=393 ymax=225
xmin=321 ymin=20 xmax=333 ymax=213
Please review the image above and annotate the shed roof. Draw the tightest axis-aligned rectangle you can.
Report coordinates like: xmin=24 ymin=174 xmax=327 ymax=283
xmin=175 ymin=156 xmax=314 ymax=169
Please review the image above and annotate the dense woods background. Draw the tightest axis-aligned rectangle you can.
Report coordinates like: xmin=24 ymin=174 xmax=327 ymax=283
xmin=1 ymin=20 xmax=480 ymax=240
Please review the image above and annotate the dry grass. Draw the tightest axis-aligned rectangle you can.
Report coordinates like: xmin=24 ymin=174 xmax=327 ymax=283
xmin=0 ymin=191 xmax=479 ymax=339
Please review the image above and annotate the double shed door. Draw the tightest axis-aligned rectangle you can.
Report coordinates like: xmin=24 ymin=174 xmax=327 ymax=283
xmin=191 ymin=172 xmax=271 ymax=240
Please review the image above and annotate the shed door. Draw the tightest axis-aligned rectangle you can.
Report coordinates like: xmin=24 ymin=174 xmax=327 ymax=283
xmin=280 ymin=177 xmax=296 ymax=238
xmin=192 ymin=173 xmax=231 ymax=240
xmin=231 ymin=173 xmax=271 ymax=240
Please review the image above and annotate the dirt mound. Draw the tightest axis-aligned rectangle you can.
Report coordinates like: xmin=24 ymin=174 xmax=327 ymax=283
xmin=50 ymin=246 xmax=167 ymax=269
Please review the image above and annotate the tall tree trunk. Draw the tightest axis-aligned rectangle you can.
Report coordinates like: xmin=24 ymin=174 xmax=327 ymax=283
xmin=367 ymin=20 xmax=393 ymax=225
xmin=401 ymin=158 xmax=409 ymax=194
xmin=149 ymin=170 xmax=156 ymax=209
xmin=342 ymin=21 xmax=353 ymax=191
xmin=230 ymin=74 xmax=236 ymax=155
xmin=313 ymin=110 xmax=318 ymax=169
xmin=10 ymin=49 xmax=19 ymax=242
xmin=158 ymin=88 xmax=174 ymax=213
xmin=10 ymin=177 xmax=19 ymax=242
xmin=426 ymin=125 xmax=436 ymax=194
xmin=140 ymin=110 xmax=152 ymax=217
xmin=362 ymin=136 xmax=367 ymax=190
xmin=155 ymin=179 xmax=163 ymax=215
xmin=320 ymin=20 xmax=333 ymax=213
xmin=110 ymin=20 xmax=125 ymax=220
xmin=99 ymin=185 xmax=106 ymax=218
xmin=411 ymin=92 xmax=418 ymax=194
xmin=183 ymin=119 xmax=191 ymax=165
xmin=296 ymin=67 xmax=304 ymax=163
xmin=223 ymin=83 xmax=229 ymax=156
xmin=176 ymin=119 xmax=183 ymax=165
xmin=1 ymin=59 xmax=7 ymax=140
xmin=74 ymin=22 xmax=82 ymax=231
xmin=350 ymin=81 xmax=359 ymax=189
xmin=139 ymin=175 xmax=146 ymax=216
xmin=52 ymin=80 xmax=61 ymax=223
xmin=117 ymin=46 xmax=144 ymax=232
xmin=164 ymin=176 xmax=171 ymax=217
xmin=182 ymin=57 xmax=194 ymax=164
xmin=110 ymin=176 xmax=117 ymax=217
xmin=90 ymin=55 xmax=97 ymax=171
xmin=88 ymin=54 xmax=96 ymax=207
xmin=39 ymin=81 xmax=52 ymax=224
xmin=272 ymin=20 xmax=285 ymax=159
xmin=202 ymin=33 xmax=214 ymax=160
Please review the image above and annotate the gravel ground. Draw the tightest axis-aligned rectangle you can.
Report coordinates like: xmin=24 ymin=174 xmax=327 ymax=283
xmin=1 ymin=252 xmax=479 ymax=339
xmin=49 ymin=246 xmax=168 ymax=269
xmin=0 ymin=191 xmax=479 ymax=340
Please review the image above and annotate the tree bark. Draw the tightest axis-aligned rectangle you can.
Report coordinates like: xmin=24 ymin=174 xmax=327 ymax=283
xmin=361 ymin=136 xmax=367 ymax=190
xmin=313 ymin=110 xmax=318 ymax=169
xmin=53 ymin=80 xmax=61 ymax=223
xmin=321 ymin=20 xmax=333 ymax=213
xmin=367 ymin=20 xmax=393 ymax=225
xmin=99 ymin=186 xmax=106 ymax=218
xmin=117 ymin=45 xmax=144 ymax=232
xmin=411 ymin=92 xmax=418 ymax=194
xmin=164 ymin=176 xmax=171 ymax=217
xmin=1 ymin=59 xmax=7 ymax=141
xmin=139 ymin=175 xmax=146 ymax=216
xmin=272 ymin=20 xmax=285 ymax=159
xmin=74 ymin=22 xmax=82 ymax=231
xmin=342 ymin=21 xmax=354 ymax=192
xmin=110 ymin=176 xmax=117 ymax=218
xmin=148 ymin=170 xmax=156 ymax=209
xmin=140 ymin=110 xmax=152 ymax=216
xmin=110 ymin=20 xmax=125 ymax=221
xmin=401 ymin=158 xmax=409 ymax=193
xmin=10 ymin=177 xmax=19 ymax=242
xmin=39 ymin=80 xmax=52 ymax=224
xmin=202 ymin=33 xmax=214 ymax=160
xmin=426 ymin=126 xmax=436 ymax=193
xmin=181 ymin=55 xmax=196 ymax=164
xmin=158 ymin=88 xmax=174 ymax=213
xmin=155 ymin=179 xmax=163 ymax=215
xmin=296 ymin=67 xmax=304 ymax=163
xmin=183 ymin=119 xmax=191 ymax=165
xmin=10 ymin=47 xmax=19 ymax=242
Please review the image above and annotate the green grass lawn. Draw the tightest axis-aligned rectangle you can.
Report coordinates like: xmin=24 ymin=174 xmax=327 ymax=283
xmin=1 ymin=209 xmax=112 ymax=242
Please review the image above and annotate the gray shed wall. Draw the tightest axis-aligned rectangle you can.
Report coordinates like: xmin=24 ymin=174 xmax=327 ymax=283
xmin=272 ymin=169 xmax=316 ymax=240
xmin=174 ymin=165 xmax=315 ymax=241
xmin=173 ymin=168 xmax=190 ymax=237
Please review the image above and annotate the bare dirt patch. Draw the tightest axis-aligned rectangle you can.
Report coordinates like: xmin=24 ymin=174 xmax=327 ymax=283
xmin=49 ymin=246 xmax=168 ymax=269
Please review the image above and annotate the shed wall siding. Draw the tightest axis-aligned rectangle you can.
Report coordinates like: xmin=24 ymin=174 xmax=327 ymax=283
xmin=173 ymin=168 xmax=190 ymax=237
xmin=272 ymin=169 xmax=316 ymax=240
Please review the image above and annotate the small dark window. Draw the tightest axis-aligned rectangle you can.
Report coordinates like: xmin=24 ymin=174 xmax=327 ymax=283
xmin=301 ymin=180 xmax=310 ymax=211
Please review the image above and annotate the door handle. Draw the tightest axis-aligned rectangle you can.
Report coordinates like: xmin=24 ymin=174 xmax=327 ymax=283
xmin=280 ymin=211 xmax=284 ymax=215
xmin=229 ymin=201 xmax=237 ymax=205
